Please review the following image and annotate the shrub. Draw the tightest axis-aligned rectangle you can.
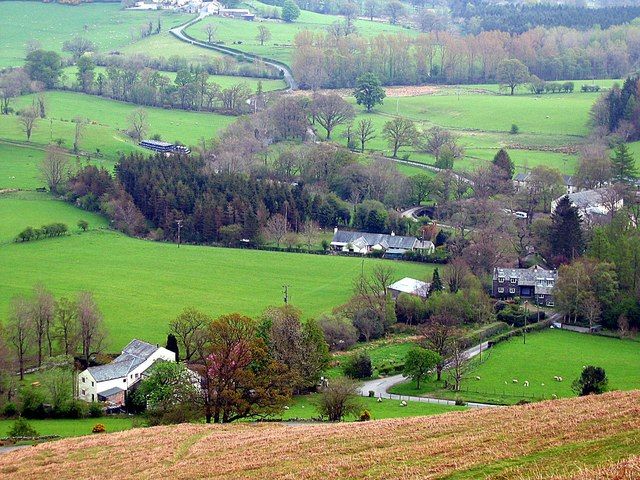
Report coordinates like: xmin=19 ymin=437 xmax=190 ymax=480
xmin=359 ymin=410 xmax=371 ymax=421
xmin=92 ymin=423 xmax=106 ymax=434
xmin=510 ymin=124 xmax=519 ymax=134
xmin=343 ymin=352 xmax=373 ymax=379
xmin=19 ymin=386 xmax=47 ymax=419
xmin=572 ymin=366 xmax=608 ymax=396
xmin=8 ymin=417 xmax=39 ymax=438
xmin=88 ymin=402 xmax=103 ymax=418
xmin=1 ymin=402 xmax=18 ymax=418
xmin=77 ymin=219 xmax=89 ymax=231
xmin=454 ymin=397 xmax=466 ymax=406
xmin=59 ymin=400 xmax=89 ymax=419
xmin=317 ymin=314 xmax=358 ymax=351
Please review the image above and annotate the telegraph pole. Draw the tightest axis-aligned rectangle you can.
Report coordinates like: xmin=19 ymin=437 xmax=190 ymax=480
xmin=523 ymin=300 xmax=528 ymax=345
xmin=282 ymin=284 xmax=290 ymax=304
xmin=176 ymin=219 xmax=183 ymax=248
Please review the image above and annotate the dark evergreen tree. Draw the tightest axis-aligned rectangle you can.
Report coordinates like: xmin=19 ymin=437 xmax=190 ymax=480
xmin=431 ymin=268 xmax=443 ymax=293
xmin=610 ymin=142 xmax=637 ymax=182
xmin=550 ymin=196 xmax=584 ymax=262
xmin=166 ymin=333 xmax=180 ymax=361
xmin=572 ymin=366 xmax=608 ymax=396
xmin=492 ymin=148 xmax=515 ymax=179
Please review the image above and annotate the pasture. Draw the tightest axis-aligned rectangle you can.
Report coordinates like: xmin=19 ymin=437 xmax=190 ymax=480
xmin=186 ymin=1 xmax=413 ymax=66
xmin=391 ymin=328 xmax=640 ymax=404
xmin=0 ymin=224 xmax=433 ymax=349
xmin=0 ymin=2 xmax=191 ymax=68
xmin=0 ymin=417 xmax=135 ymax=439
xmin=2 ymin=91 xmax=234 ymax=161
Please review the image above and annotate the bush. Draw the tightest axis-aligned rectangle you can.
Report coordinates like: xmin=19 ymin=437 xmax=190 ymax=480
xmin=510 ymin=124 xmax=519 ymax=135
xmin=318 ymin=314 xmax=358 ymax=351
xmin=343 ymin=352 xmax=373 ymax=379
xmin=92 ymin=423 xmax=106 ymax=434
xmin=454 ymin=397 xmax=466 ymax=406
xmin=8 ymin=417 xmax=39 ymax=438
xmin=77 ymin=219 xmax=89 ymax=231
xmin=57 ymin=400 xmax=89 ymax=419
xmin=1 ymin=402 xmax=18 ymax=418
xmin=88 ymin=402 xmax=103 ymax=418
xmin=572 ymin=366 xmax=608 ymax=396
xmin=359 ymin=410 xmax=371 ymax=421
xmin=19 ymin=386 xmax=47 ymax=419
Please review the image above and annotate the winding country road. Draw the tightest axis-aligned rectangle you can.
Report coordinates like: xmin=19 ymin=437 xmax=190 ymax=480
xmin=169 ymin=13 xmax=297 ymax=90
xmin=358 ymin=341 xmax=497 ymax=409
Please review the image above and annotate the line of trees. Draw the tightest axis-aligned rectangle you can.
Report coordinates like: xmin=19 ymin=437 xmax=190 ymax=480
xmin=293 ymin=22 xmax=640 ymax=88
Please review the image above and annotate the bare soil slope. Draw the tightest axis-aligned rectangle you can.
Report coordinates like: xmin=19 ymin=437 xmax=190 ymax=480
xmin=1 ymin=391 xmax=639 ymax=479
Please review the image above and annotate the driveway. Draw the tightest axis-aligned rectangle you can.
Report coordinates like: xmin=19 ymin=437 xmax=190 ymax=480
xmin=357 ymin=341 xmax=497 ymax=408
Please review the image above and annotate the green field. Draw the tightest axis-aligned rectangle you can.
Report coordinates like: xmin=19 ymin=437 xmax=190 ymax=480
xmin=327 ymin=339 xmax=418 ymax=378
xmin=0 ymin=2 xmax=192 ymax=68
xmin=186 ymin=1 xmax=413 ymax=66
xmin=275 ymin=393 xmax=465 ymax=421
xmin=60 ymin=66 xmax=287 ymax=92
xmin=2 ymin=91 xmax=234 ymax=162
xmin=0 ymin=219 xmax=433 ymax=349
xmin=338 ymin=87 xmax=604 ymax=174
xmin=391 ymin=329 xmax=640 ymax=404
xmin=0 ymin=417 xmax=135 ymax=439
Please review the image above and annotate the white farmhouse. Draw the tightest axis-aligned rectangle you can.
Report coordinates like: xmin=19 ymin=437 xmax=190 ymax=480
xmin=551 ymin=188 xmax=623 ymax=217
xmin=387 ymin=277 xmax=431 ymax=299
xmin=77 ymin=339 xmax=175 ymax=405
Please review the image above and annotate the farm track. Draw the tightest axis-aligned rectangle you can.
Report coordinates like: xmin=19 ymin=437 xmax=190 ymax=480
xmin=169 ymin=13 xmax=297 ymax=90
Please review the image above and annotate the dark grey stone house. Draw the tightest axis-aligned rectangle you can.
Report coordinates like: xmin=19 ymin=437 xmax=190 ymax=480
xmin=492 ymin=265 xmax=557 ymax=307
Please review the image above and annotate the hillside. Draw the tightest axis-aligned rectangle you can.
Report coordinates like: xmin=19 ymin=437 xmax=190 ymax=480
xmin=1 ymin=392 xmax=638 ymax=479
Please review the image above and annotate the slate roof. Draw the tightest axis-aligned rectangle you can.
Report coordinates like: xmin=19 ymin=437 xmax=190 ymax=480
xmin=515 ymin=173 xmax=575 ymax=187
xmin=493 ymin=266 xmax=557 ymax=287
xmin=513 ymin=173 xmax=530 ymax=182
xmin=98 ymin=387 xmax=125 ymax=399
xmin=87 ymin=339 xmax=160 ymax=383
xmin=565 ymin=189 xmax=606 ymax=209
xmin=388 ymin=277 xmax=431 ymax=297
xmin=331 ymin=230 xmax=418 ymax=250
xmin=563 ymin=175 xmax=575 ymax=187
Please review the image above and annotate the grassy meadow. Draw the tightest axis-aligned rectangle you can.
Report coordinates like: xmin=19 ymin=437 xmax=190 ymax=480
xmin=186 ymin=1 xmax=413 ymax=66
xmin=391 ymin=329 xmax=640 ymax=404
xmin=0 ymin=2 xmax=192 ymax=68
xmin=0 ymin=417 xmax=135 ymax=439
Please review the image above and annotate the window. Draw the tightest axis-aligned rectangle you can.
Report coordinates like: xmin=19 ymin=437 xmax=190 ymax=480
xmin=498 ymin=287 xmax=504 ymax=293
xmin=82 ymin=377 xmax=85 ymax=383
xmin=509 ymin=288 xmax=516 ymax=294
xmin=510 ymin=277 xmax=518 ymax=284
xmin=538 ymin=295 xmax=544 ymax=300
xmin=81 ymin=389 xmax=85 ymax=396
xmin=547 ymin=300 xmax=554 ymax=307
xmin=547 ymin=280 xmax=554 ymax=287
xmin=135 ymin=373 xmax=139 ymax=378
xmin=498 ymin=277 xmax=505 ymax=283
xmin=91 ymin=381 xmax=94 ymax=387
xmin=123 ymin=378 xmax=126 ymax=383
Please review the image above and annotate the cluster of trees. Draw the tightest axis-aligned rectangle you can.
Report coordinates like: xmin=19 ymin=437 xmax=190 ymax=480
xmin=15 ymin=223 xmax=68 ymax=242
xmin=452 ymin=2 xmax=640 ymax=34
xmin=68 ymin=56 xmax=261 ymax=114
xmin=293 ymin=22 xmax=640 ymax=88
xmin=590 ymin=76 xmax=640 ymax=142
xmin=1 ymin=284 xmax=106 ymax=385
xmin=135 ymin=305 xmax=328 ymax=424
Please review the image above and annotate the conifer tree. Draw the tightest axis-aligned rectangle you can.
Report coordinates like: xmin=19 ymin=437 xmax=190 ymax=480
xmin=431 ymin=268 xmax=443 ymax=293
xmin=166 ymin=333 xmax=180 ymax=361
xmin=550 ymin=196 xmax=584 ymax=262
xmin=492 ymin=148 xmax=515 ymax=179
xmin=610 ymin=142 xmax=637 ymax=182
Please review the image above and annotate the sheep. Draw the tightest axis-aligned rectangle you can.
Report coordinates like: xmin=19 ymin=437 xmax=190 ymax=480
xmin=512 ymin=379 xmax=518 ymax=383
xmin=541 ymin=383 xmax=545 ymax=387
xmin=283 ymin=406 xmax=290 ymax=410
xmin=552 ymin=394 xmax=558 ymax=399
xmin=377 ymin=397 xmax=382 ymax=403
xmin=553 ymin=376 xmax=559 ymax=381
xmin=475 ymin=376 xmax=481 ymax=381
xmin=558 ymin=376 xmax=563 ymax=382
xmin=523 ymin=381 xmax=529 ymax=387
xmin=400 ymin=400 xmax=407 ymax=407
xmin=504 ymin=381 xmax=508 ymax=385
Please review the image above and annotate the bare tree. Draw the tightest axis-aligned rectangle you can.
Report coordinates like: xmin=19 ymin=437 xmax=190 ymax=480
xmin=312 ymin=93 xmax=355 ymax=139
xmin=0 ymin=69 xmax=30 ymax=115
xmin=581 ymin=294 xmax=601 ymax=331
xmin=315 ymin=377 xmax=363 ymax=421
xmin=53 ymin=297 xmax=79 ymax=356
xmin=356 ymin=118 xmax=376 ymax=152
xmin=446 ymin=338 xmax=470 ymax=391
xmin=204 ymin=24 xmax=217 ymax=43
xmin=32 ymin=284 xmax=55 ymax=366
xmin=382 ymin=117 xmax=417 ymax=157
xmin=420 ymin=315 xmax=462 ymax=381
xmin=169 ymin=307 xmax=211 ymax=362
xmin=19 ymin=106 xmax=38 ymax=141
xmin=264 ymin=213 xmax=289 ymax=247
xmin=6 ymin=297 xmax=33 ymax=380
xmin=256 ymin=25 xmax=272 ymax=46
xmin=77 ymin=292 xmax=106 ymax=366
xmin=301 ymin=220 xmax=320 ymax=250
xmin=443 ymin=257 xmax=471 ymax=293
xmin=40 ymin=145 xmax=70 ymax=194
xmin=418 ymin=126 xmax=464 ymax=165
xmin=72 ymin=117 xmax=86 ymax=153
xmin=127 ymin=107 xmax=149 ymax=142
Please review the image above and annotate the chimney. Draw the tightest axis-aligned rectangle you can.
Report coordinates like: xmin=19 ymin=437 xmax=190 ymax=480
xmin=391 ymin=231 xmax=395 ymax=236
xmin=334 ymin=227 xmax=338 ymax=234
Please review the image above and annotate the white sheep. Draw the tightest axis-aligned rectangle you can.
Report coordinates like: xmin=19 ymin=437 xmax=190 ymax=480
xmin=553 ymin=376 xmax=559 ymax=381
xmin=552 ymin=394 xmax=558 ymax=399
xmin=283 ymin=406 xmax=289 ymax=410
xmin=504 ymin=381 xmax=508 ymax=385
xmin=558 ymin=376 xmax=563 ymax=382
xmin=475 ymin=376 xmax=481 ymax=381
xmin=512 ymin=379 xmax=518 ymax=383
xmin=541 ymin=383 xmax=545 ymax=387
xmin=523 ymin=381 xmax=529 ymax=387
xmin=377 ymin=397 xmax=382 ymax=403
xmin=400 ymin=400 xmax=407 ymax=407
